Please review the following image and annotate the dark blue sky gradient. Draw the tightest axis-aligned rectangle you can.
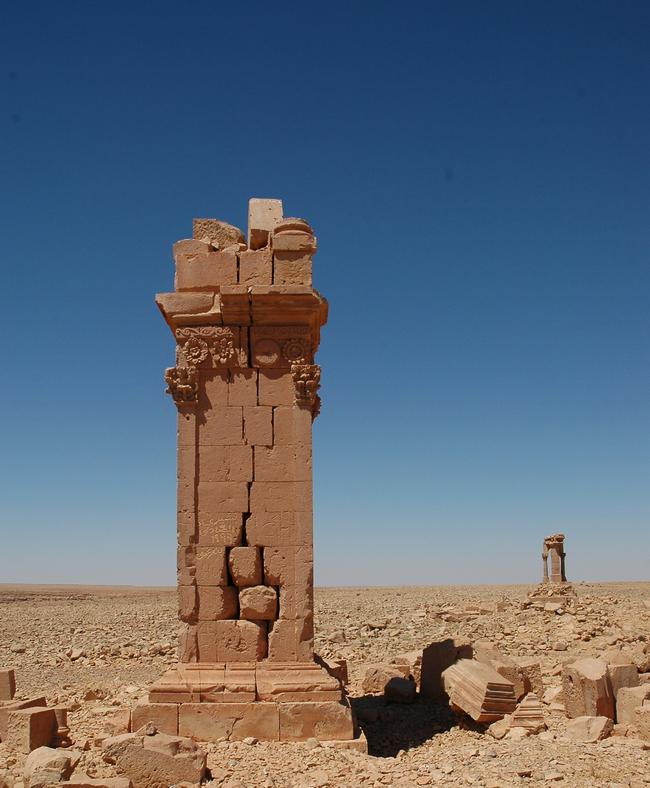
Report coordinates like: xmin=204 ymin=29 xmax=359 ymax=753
xmin=1 ymin=1 xmax=648 ymax=584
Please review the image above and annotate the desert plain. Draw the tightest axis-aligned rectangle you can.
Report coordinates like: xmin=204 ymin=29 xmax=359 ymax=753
xmin=1 ymin=581 xmax=649 ymax=788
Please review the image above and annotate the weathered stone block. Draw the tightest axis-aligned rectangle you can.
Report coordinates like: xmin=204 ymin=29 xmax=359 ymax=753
xmin=250 ymin=482 xmax=312 ymax=513
xmin=516 ymin=657 xmax=544 ymax=697
xmin=566 ymin=715 xmax=613 ymax=742
xmin=198 ymin=407 xmax=243 ymax=446
xmin=175 ymin=250 xmax=238 ymax=290
xmin=178 ymin=585 xmax=197 ymax=622
xmin=179 ymin=702 xmax=279 ymax=741
xmin=131 ymin=702 xmax=178 ymax=736
xmin=239 ymin=248 xmax=272 ymax=285
xmin=194 ymin=546 xmax=228 ymax=586
xmin=254 ymin=445 xmax=312 ymax=482
xmin=0 ymin=668 xmax=15 ymax=701
xmin=197 ymin=585 xmax=238 ymax=620
xmin=562 ymin=658 xmax=615 ymax=720
xmin=229 ymin=547 xmax=262 ymax=587
xmin=248 ymin=198 xmax=283 ymax=250
xmin=243 ymin=406 xmax=273 ymax=446
xmin=616 ymin=685 xmax=650 ymax=724
xmin=635 ymin=704 xmax=650 ymax=741
xmin=228 ymin=369 xmax=258 ymax=407
xmin=273 ymin=252 xmax=313 ymax=286
xmin=268 ymin=619 xmax=313 ymax=662
xmin=216 ymin=620 xmax=267 ymax=662
xmin=273 ymin=405 xmax=312 ymax=446
xmin=607 ymin=661 xmax=639 ymax=698
xmin=198 ymin=445 xmax=252 ymax=483
xmin=197 ymin=514 xmax=243 ymax=547
xmin=193 ymin=218 xmax=245 ymax=248
xmin=197 ymin=482 xmax=248 ymax=517
xmin=5 ymin=707 xmax=57 ymax=753
xmin=102 ymin=731 xmax=206 ymax=788
xmin=258 ymin=370 xmax=295 ymax=406
xmin=246 ymin=511 xmax=311 ymax=548
xmin=278 ymin=700 xmax=354 ymax=742
xmin=238 ymin=586 xmax=277 ymax=620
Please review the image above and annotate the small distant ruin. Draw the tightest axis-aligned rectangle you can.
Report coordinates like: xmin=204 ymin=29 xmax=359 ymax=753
xmin=542 ymin=533 xmax=567 ymax=584
xmin=528 ymin=533 xmax=576 ymax=606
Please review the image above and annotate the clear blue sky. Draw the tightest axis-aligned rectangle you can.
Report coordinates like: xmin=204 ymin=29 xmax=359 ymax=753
xmin=1 ymin=2 xmax=648 ymax=586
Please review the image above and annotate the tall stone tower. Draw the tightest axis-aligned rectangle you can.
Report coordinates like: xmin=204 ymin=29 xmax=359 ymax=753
xmin=145 ymin=199 xmax=361 ymax=746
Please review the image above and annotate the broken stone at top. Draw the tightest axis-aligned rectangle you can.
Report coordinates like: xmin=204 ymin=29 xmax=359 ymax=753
xmin=192 ymin=218 xmax=245 ymax=250
xmin=248 ymin=198 xmax=283 ymax=250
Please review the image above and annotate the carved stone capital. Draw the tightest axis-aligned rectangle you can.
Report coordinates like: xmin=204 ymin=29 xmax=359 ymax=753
xmin=291 ymin=364 xmax=321 ymax=414
xmin=165 ymin=366 xmax=198 ymax=405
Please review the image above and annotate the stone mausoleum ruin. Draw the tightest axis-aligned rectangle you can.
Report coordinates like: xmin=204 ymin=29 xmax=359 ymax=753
xmin=529 ymin=532 xmax=576 ymax=607
xmin=542 ymin=533 xmax=567 ymax=584
xmin=145 ymin=198 xmax=362 ymax=747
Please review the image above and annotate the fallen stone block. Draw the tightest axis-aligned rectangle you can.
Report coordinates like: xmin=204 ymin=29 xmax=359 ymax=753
xmin=23 ymin=746 xmax=80 ymax=788
xmin=565 ymin=715 xmax=613 ymax=742
xmin=392 ymin=650 xmax=422 ymax=687
xmin=103 ymin=709 xmax=131 ymax=737
xmin=474 ymin=641 xmax=526 ymax=701
xmin=0 ymin=697 xmax=47 ymax=740
xmin=384 ymin=677 xmax=416 ymax=704
xmin=516 ymin=657 xmax=544 ymax=697
xmin=487 ymin=715 xmax=511 ymax=739
xmin=617 ymin=685 xmax=650 ymax=724
xmin=316 ymin=656 xmax=348 ymax=686
xmin=5 ymin=707 xmax=57 ymax=753
xmin=561 ymin=658 xmax=615 ymax=720
xmin=607 ymin=661 xmax=639 ymax=699
xmin=442 ymin=659 xmax=517 ymax=723
xmin=509 ymin=692 xmax=546 ymax=733
xmin=361 ymin=664 xmax=409 ymax=694
xmin=635 ymin=704 xmax=650 ymax=741
xmin=0 ymin=669 xmax=16 ymax=701
xmin=420 ymin=639 xmax=462 ymax=700
xmin=102 ymin=732 xmax=206 ymax=788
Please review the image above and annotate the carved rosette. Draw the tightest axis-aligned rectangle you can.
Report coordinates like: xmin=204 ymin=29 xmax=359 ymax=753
xmin=165 ymin=366 xmax=198 ymax=405
xmin=291 ymin=364 xmax=321 ymax=417
xmin=251 ymin=326 xmax=312 ymax=368
xmin=175 ymin=326 xmax=239 ymax=367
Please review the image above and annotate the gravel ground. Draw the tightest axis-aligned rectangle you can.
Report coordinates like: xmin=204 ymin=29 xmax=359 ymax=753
xmin=0 ymin=582 xmax=649 ymax=787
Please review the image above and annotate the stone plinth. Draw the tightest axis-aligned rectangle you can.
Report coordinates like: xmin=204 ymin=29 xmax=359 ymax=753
xmin=149 ymin=199 xmax=362 ymax=747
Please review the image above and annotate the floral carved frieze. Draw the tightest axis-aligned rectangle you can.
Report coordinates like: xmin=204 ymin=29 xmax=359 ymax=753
xmin=251 ymin=326 xmax=312 ymax=368
xmin=165 ymin=366 xmax=198 ymax=404
xmin=175 ymin=326 xmax=247 ymax=368
xmin=291 ymin=363 xmax=321 ymax=417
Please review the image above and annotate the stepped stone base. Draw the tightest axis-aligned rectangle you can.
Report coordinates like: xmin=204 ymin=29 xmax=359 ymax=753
xmin=143 ymin=660 xmax=365 ymax=748
xmin=527 ymin=582 xmax=578 ymax=606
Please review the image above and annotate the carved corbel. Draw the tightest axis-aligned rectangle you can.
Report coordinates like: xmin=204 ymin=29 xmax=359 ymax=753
xmin=165 ymin=365 xmax=198 ymax=405
xmin=291 ymin=363 xmax=321 ymax=417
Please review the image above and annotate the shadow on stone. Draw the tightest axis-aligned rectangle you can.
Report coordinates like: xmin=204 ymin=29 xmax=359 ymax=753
xmin=350 ymin=695 xmax=458 ymax=757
